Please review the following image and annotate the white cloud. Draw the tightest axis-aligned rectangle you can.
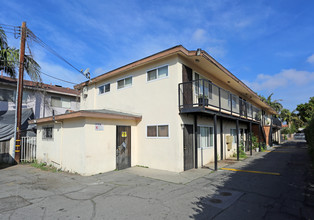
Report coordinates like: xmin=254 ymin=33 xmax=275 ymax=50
xmin=192 ymin=29 xmax=207 ymax=43
xmin=307 ymin=54 xmax=314 ymax=64
xmin=245 ymin=69 xmax=314 ymax=91
xmin=94 ymin=67 xmax=107 ymax=75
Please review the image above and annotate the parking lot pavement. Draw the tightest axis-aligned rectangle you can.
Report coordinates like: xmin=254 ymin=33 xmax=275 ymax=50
xmin=0 ymin=140 xmax=313 ymax=219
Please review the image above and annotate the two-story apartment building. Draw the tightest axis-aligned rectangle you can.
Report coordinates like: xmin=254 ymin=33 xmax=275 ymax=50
xmin=31 ymin=45 xmax=279 ymax=176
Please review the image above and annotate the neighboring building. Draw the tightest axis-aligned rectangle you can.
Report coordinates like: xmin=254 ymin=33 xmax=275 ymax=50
xmin=32 ymin=45 xmax=281 ymax=175
xmin=0 ymin=75 xmax=80 ymax=119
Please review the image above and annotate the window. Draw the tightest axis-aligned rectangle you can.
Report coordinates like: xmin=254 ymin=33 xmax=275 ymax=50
xmin=43 ymin=126 xmax=53 ymax=140
xmin=198 ymin=126 xmax=214 ymax=148
xmin=147 ymin=125 xmax=169 ymax=138
xmin=51 ymin=96 xmax=71 ymax=108
xmin=51 ymin=97 xmax=62 ymax=107
xmin=99 ymin=83 xmax=110 ymax=94
xmin=117 ymin=76 xmax=132 ymax=89
xmin=22 ymin=91 xmax=29 ymax=103
xmin=230 ymin=128 xmax=237 ymax=144
xmin=147 ymin=65 xmax=168 ymax=81
xmin=0 ymin=89 xmax=14 ymax=102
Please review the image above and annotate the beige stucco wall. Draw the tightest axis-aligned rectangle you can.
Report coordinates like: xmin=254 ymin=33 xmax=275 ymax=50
xmin=80 ymin=56 xmax=184 ymax=172
xmin=36 ymin=118 xmax=139 ymax=176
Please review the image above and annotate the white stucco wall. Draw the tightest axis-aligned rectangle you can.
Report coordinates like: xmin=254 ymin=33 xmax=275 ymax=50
xmin=36 ymin=117 xmax=139 ymax=176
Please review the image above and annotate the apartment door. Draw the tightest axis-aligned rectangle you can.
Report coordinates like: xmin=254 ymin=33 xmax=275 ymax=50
xmin=182 ymin=65 xmax=193 ymax=106
xmin=116 ymin=126 xmax=131 ymax=170
xmin=184 ymin=124 xmax=194 ymax=170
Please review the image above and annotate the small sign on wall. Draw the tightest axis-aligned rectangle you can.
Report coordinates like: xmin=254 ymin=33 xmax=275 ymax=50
xmin=95 ymin=123 xmax=104 ymax=131
xmin=122 ymin=131 xmax=127 ymax=137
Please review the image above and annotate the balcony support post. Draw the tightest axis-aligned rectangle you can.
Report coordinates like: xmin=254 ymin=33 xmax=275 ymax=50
xmin=202 ymin=79 xmax=205 ymax=110
xmin=194 ymin=114 xmax=198 ymax=169
xmin=214 ymin=114 xmax=218 ymax=171
xmin=270 ymin=115 xmax=273 ymax=146
xmin=250 ymin=122 xmax=252 ymax=156
xmin=218 ymin=88 xmax=221 ymax=112
xmin=236 ymin=119 xmax=239 ymax=161
xmin=258 ymin=123 xmax=262 ymax=151
xmin=230 ymin=94 xmax=233 ymax=115
xmin=220 ymin=118 xmax=223 ymax=160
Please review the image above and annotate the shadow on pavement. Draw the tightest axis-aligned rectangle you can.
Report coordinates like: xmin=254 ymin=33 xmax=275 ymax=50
xmin=0 ymin=162 xmax=14 ymax=170
xmin=190 ymin=141 xmax=314 ymax=219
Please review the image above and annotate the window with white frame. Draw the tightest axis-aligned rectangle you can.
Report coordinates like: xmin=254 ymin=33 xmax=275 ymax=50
xmin=42 ymin=126 xmax=53 ymax=140
xmin=51 ymin=96 xmax=71 ymax=108
xmin=117 ymin=76 xmax=132 ymax=89
xmin=147 ymin=65 xmax=168 ymax=81
xmin=98 ymin=83 xmax=110 ymax=94
xmin=230 ymin=128 xmax=237 ymax=144
xmin=147 ymin=125 xmax=169 ymax=138
xmin=198 ymin=126 xmax=214 ymax=148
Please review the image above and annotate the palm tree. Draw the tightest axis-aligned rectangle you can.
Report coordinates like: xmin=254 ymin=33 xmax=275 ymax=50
xmin=280 ymin=108 xmax=292 ymax=127
xmin=0 ymin=26 xmax=41 ymax=81
xmin=259 ymin=93 xmax=283 ymax=113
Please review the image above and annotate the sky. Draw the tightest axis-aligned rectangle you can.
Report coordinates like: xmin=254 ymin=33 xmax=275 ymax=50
xmin=1 ymin=0 xmax=314 ymax=111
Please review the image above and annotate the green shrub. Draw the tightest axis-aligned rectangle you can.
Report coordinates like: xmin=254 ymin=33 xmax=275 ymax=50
xmin=251 ymin=135 xmax=259 ymax=149
xmin=305 ymin=117 xmax=314 ymax=161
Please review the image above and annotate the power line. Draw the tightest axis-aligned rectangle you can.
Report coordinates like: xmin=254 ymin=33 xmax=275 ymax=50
xmin=40 ymin=71 xmax=77 ymax=85
xmin=0 ymin=23 xmax=20 ymax=28
xmin=27 ymin=30 xmax=88 ymax=78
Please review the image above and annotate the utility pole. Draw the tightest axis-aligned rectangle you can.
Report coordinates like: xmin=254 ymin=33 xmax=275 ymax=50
xmin=14 ymin=21 xmax=27 ymax=163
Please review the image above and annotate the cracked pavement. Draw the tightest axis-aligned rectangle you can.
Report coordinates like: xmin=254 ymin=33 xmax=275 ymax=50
xmin=0 ymin=140 xmax=313 ymax=219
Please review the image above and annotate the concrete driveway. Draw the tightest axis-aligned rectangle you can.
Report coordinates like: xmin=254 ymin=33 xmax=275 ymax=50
xmin=0 ymin=140 xmax=313 ymax=219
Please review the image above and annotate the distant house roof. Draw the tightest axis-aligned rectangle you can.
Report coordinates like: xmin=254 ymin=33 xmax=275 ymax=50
xmin=29 ymin=109 xmax=142 ymax=124
xmin=0 ymin=75 xmax=79 ymax=96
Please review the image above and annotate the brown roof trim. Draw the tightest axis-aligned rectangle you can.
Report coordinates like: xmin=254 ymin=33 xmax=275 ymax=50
xmin=0 ymin=75 xmax=79 ymax=96
xmin=75 ymin=45 xmax=196 ymax=89
xmin=29 ymin=110 xmax=142 ymax=124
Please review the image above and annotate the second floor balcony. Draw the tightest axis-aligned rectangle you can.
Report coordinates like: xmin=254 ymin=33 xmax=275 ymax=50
xmin=178 ymin=79 xmax=262 ymax=122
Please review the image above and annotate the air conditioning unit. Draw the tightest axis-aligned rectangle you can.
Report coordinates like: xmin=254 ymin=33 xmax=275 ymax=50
xmin=82 ymin=86 xmax=88 ymax=99
xmin=226 ymin=136 xmax=233 ymax=151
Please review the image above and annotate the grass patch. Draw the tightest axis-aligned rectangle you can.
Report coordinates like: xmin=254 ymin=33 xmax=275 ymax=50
xmin=30 ymin=160 xmax=60 ymax=172
xmin=136 ymin=165 xmax=149 ymax=168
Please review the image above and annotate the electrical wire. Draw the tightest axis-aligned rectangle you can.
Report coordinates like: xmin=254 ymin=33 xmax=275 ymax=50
xmin=40 ymin=71 xmax=77 ymax=85
xmin=0 ymin=23 xmax=20 ymax=28
xmin=27 ymin=30 xmax=87 ymax=78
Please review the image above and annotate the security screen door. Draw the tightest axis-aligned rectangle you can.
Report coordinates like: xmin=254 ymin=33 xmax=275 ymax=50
xmin=116 ymin=126 xmax=131 ymax=170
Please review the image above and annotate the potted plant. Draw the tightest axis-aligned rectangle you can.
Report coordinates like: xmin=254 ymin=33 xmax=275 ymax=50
xmin=198 ymin=94 xmax=209 ymax=106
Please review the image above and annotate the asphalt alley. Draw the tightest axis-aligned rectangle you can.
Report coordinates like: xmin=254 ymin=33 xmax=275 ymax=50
xmin=0 ymin=140 xmax=313 ymax=219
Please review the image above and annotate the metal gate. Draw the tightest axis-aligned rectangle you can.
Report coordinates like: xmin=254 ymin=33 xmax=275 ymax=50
xmin=21 ymin=137 xmax=36 ymax=162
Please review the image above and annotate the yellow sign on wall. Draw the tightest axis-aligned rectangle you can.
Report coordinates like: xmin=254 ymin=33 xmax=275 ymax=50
xmin=122 ymin=131 xmax=127 ymax=137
